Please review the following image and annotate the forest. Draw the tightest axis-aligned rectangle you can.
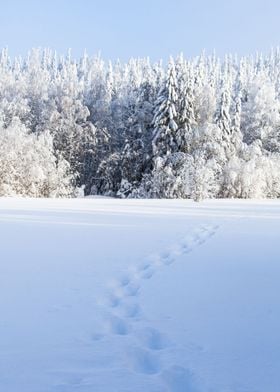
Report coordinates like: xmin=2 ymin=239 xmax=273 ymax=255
xmin=1 ymin=48 xmax=280 ymax=199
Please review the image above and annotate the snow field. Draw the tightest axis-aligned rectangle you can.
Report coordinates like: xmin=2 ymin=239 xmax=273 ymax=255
xmin=0 ymin=198 xmax=279 ymax=391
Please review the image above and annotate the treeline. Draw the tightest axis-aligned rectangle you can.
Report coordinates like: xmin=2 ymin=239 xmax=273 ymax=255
xmin=1 ymin=48 xmax=280 ymax=199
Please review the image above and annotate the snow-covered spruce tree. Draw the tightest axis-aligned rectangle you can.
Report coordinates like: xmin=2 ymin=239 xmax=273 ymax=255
xmin=147 ymin=55 xmax=223 ymax=200
xmin=175 ymin=58 xmax=197 ymax=153
xmin=231 ymin=92 xmax=243 ymax=154
xmin=0 ymin=119 xmax=75 ymax=197
xmin=144 ymin=58 xmax=181 ymax=198
xmin=216 ymin=83 xmax=233 ymax=160
xmin=152 ymin=57 xmax=179 ymax=158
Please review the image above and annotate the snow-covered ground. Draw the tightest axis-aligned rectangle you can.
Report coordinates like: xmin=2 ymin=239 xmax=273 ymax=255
xmin=0 ymin=198 xmax=280 ymax=392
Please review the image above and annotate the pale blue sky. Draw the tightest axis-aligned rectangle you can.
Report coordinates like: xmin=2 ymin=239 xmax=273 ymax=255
xmin=0 ymin=0 xmax=279 ymax=60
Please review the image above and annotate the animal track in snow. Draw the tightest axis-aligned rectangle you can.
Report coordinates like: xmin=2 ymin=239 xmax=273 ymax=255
xmin=122 ymin=282 xmax=140 ymax=297
xmin=108 ymin=315 xmax=130 ymax=335
xmin=106 ymin=293 xmax=122 ymax=308
xmin=118 ymin=301 xmax=141 ymax=319
xmin=160 ymin=365 xmax=200 ymax=392
xmin=127 ymin=346 xmax=161 ymax=375
xmin=138 ymin=261 xmax=152 ymax=272
xmin=139 ymin=267 xmax=155 ymax=280
xmin=119 ymin=274 xmax=131 ymax=287
xmin=136 ymin=327 xmax=170 ymax=351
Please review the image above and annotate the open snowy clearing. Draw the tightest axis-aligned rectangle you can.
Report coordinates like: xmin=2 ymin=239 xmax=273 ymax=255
xmin=0 ymin=198 xmax=280 ymax=392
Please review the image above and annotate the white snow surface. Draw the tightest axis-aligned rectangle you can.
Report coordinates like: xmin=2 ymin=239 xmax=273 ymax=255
xmin=0 ymin=198 xmax=280 ymax=392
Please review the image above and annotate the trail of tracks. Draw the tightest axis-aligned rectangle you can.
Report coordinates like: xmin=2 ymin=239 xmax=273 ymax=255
xmin=54 ymin=224 xmax=218 ymax=391
xmin=101 ymin=224 xmax=218 ymax=391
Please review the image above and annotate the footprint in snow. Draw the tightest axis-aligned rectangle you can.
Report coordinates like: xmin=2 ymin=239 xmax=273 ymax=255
xmin=108 ymin=315 xmax=130 ymax=335
xmin=112 ymin=275 xmax=140 ymax=297
xmin=161 ymin=365 xmax=200 ymax=392
xmin=154 ymin=253 xmax=174 ymax=267
xmin=118 ymin=274 xmax=132 ymax=287
xmin=126 ymin=346 xmax=161 ymax=375
xmin=137 ymin=266 xmax=155 ymax=280
xmin=105 ymin=284 xmax=138 ymax=308
xmin=117 ymin=301 xmax=141 ymax=319
xmin=105 ymin=293 xmax=122 ymax=308
xmin=136 ymin=327 xmax=170 ymax=351
xmin=122 ymin=282 xmax=140 ymax=297
xmin=138 ymin=261 xmax=152 ymax=272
